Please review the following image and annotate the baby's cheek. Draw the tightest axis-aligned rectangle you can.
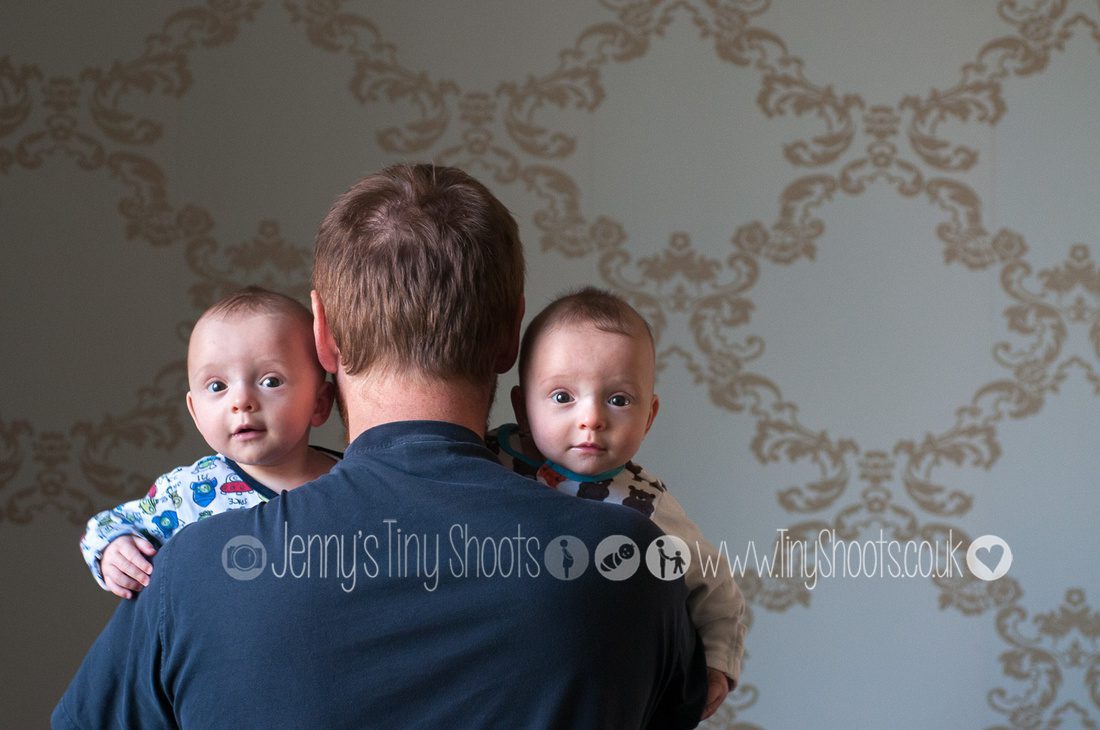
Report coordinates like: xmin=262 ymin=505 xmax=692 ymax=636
xmin=527 ymin=427 xmax=557 ymax=460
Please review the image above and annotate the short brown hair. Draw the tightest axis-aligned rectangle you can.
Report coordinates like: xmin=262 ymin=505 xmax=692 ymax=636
xmin=518 ymin=287 xmax=654 ymax=386
xmin=312 ymin=164 xmax=525 ymax=382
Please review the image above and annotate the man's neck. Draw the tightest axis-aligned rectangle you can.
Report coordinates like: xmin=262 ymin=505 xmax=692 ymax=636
xmin=338 ymin=369 xmax=493 ymax=443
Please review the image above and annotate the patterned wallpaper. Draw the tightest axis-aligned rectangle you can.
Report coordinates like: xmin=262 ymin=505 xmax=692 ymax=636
xmin=3 ymin=1 xmax=1099 ymax=726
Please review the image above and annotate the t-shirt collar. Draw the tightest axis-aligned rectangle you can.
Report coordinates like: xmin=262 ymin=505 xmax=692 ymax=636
xmin=344 ymin=420 xmax=485 ymax=457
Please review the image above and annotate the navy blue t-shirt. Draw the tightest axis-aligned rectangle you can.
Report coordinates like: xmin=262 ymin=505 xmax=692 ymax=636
xmin=54 ymin=421 xmax=706 ymax=728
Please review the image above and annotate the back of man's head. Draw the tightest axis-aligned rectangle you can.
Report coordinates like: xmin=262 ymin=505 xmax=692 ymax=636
xmin=313 ymin=164 xmax=525 ymax=383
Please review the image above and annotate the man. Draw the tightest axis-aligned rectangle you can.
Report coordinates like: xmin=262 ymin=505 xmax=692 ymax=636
xmin=54 ymin=164 xmax=706 ymax=728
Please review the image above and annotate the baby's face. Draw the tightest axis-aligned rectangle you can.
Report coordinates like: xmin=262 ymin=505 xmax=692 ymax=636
xmin=186 ymin=311 xmax=328 ymax=467
xmin=521 ymin=322 xmax=658 ymax=476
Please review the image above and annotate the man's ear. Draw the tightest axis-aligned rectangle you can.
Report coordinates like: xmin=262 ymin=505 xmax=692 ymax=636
xmin=645 ymin=394 xmax=660 ymax=434
xmin=311 ymin=380 xmax=336 ymax=427
xmin=494 ymin=295 xmax=525 ymax=374
xmin=510 ymin=385 xmax=529 ymax=432
xmin=311 ymin=290 xmax=340 ymax=375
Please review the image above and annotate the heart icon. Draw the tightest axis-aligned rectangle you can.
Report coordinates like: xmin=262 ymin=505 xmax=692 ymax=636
xmin=966 ymin=535 xmax=1012 ymax=581
xmin=975 ymin=544 xmax=1004 ymax=573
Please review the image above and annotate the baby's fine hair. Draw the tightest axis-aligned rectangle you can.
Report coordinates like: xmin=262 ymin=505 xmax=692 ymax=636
xmin=518 ymin=286 xmax=654 ymax=385
xmin=193 ymin=286 xmax=322 ymax=375
xmin=199 ymin=286 xmax=313 ymax=330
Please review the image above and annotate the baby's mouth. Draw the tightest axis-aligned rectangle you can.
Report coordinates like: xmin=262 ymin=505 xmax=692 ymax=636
xmin=232 ymin=425 xmax=264 ymax=438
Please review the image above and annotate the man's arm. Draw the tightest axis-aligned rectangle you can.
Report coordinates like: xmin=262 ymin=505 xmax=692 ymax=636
xmin=650 ymin=489 xmax=746 ymax=686
xmin=54 ymin=546 xmax=175 ymax=728
xmin=647 ymin=630 xmax=708 ymax=730
xmin=634 ymin=520 xmax=710 ymax=730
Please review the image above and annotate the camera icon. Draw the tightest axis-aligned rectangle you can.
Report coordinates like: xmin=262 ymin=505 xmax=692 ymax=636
xmin=222 ymin=535 xmax=267 ymax=581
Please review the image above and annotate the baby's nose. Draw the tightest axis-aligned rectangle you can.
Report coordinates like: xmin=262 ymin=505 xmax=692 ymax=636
xmin=578 ymin=402 xmax=606 ymax=430
xmin=231 ymin=392 xmax=257 ymax=412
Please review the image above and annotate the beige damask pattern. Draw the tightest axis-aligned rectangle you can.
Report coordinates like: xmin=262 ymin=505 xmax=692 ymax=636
xmin=3 ymin=0 xmax=1099 ymax=725
xmin=0 ymin=2 xmax=315 ymax=523
xmin=988 ymin=589 xmax=1100 ymax=729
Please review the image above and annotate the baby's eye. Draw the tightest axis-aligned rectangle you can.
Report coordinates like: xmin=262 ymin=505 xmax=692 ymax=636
xmin=550 ymin=391 xmax=574 ymax=404
xmin=206 ymin=381 xmax=227 ymax=393
xmin=260 ymin=376 xmax=282 ymax=388
xmin=608 ymin=394 xmax=631 ymax=407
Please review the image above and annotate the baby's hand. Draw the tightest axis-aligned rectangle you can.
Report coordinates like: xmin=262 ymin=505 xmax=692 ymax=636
xmin=701 ymin=668 xmax=730 ymax=720
xmin=101 ymin=535 xmax=157 ymax=599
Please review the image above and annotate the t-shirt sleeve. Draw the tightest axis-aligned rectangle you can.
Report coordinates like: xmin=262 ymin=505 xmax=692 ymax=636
xmin=651 ymin=488 xmax=746 ymax=686
xmin=628 ymin=517 xmax=710 ymax=729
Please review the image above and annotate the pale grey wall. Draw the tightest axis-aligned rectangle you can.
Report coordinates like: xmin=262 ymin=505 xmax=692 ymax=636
xmin=3 ymin=2 xmax=1099 ymax=726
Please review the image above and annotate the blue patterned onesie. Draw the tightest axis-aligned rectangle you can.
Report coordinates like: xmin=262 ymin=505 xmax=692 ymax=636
xmin=80 ymin=450 xmax=338 ymax=589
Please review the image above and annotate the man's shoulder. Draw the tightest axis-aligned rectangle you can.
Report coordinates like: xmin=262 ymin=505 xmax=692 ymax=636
xmin=558 ymin=488 xmax=665 ymax=537
xmin=151 ymin=496 xmax=264 ymax=561
xmin=488 ymin=464 xmax=663 ymax=530
xmin=459 ymin=445 xmax=670 ymax=545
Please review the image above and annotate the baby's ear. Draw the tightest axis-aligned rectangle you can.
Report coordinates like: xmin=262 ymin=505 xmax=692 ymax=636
xmin=311 ymin=380 xmax=336 ymax=427
xmin=185 ymin=391 xmax=199 ymax=427
xmin=510 ymin=385 xmax=529 ymax=432
xmin=644 ymin=394 xmax=660 ymax=434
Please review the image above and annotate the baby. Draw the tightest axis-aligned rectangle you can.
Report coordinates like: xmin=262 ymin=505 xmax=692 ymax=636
xmin=492 ymin=287 xmax=746 ymax=719
xmin=80 ymin=286 xmax=337 ymax=598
